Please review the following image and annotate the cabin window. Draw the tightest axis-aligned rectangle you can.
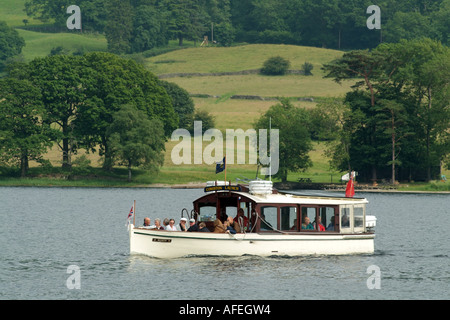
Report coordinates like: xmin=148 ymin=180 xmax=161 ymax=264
xmin=353 ymin=205 xmax=364 ymax=230
xmin=320 ymin=206 xmax=336 ymax=231
xmin=301 ymin=207 xmax=317 ymax=230
xmin=260 ymin=206 xmax=277 ymax=231
xmin=281 ymin=206 xmax=297 ymax=231
xmin=340 ymin=207 xmax=351 ymax=229
xmin=198 ymin=206 xmax=216 ymax=222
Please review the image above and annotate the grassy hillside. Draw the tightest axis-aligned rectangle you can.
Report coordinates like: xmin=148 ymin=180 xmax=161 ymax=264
xmin=1 ymin=0 xmax=32 ymax=27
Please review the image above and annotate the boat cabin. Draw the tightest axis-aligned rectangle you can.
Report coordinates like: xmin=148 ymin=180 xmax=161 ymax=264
xmin=193 ymin=182 xmax=370 ymax=234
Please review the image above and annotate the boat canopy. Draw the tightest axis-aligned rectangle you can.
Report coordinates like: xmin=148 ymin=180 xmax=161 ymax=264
xmin=192 ymin=183 xmax=370 ymax=235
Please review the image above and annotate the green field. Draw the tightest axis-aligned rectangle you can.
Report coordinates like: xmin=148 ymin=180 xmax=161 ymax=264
xmin=1 ymin=1 xmax=448 ymax=189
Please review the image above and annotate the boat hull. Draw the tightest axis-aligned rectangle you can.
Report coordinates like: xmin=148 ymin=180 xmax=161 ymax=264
xmin=129 ymin=227 xmax=375 ymax=259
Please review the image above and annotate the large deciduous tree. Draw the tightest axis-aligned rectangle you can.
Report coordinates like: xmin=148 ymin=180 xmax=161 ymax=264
xmin=0 ymin=78 xmax=55 ymax=176
xmin=74 ymin=52 xmax=177 ymax=170
xmin=107 ymin=105 xmax=165 ymax=181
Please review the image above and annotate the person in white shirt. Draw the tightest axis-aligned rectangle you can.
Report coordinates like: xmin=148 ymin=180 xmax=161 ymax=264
xmin=165 ymin=218 xmax=177 ymax=231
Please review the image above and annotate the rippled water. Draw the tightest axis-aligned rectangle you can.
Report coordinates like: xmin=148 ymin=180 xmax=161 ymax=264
xmin=1 ymin=187 xmax=449 ymax=300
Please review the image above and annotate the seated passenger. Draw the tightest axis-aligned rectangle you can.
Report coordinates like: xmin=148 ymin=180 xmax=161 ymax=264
xmin=290 ymin=219 xmax=297 ymax=230
xmin=301 ymin=216 xmax=314 ymax=230
xmin=225 ymin=216 xmax=240 ymax=234
xmin=187 ymin=218 xmax=199 ymax=232
xmin=198 ymin=222 xmax=210 ymax=232
xmin=260 ymin=213 xmax=273 ymax=230
xmin=326 ymin=216 xmax=335 ymax=231
xmin=234 ymin=208 xmax=249 ymax=231
xmin=342 ymin=213 xmax=350 ymax=227
xmin=213 ymin=219 xmax=227 ymax=233
xmin=315 ymin=216 xmax=326 ymax=231
xmin=165 ymin=218 xmax=178 ymax=231
xmin=178 ymin=217 xmax=188 ymax=232
xmin=142 ymin=217 xmax=155 ymax=229
xmin=153 ymin=218 xmax=164 ymax=230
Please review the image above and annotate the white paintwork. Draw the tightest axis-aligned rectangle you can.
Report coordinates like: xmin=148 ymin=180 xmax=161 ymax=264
xmin=129 ymin=227 xmax=375 ymax=259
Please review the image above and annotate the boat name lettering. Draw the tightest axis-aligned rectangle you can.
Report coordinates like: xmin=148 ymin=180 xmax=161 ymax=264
xmin=204 ymin=185 xmax=242 ymax=192
xmin=152 ymin=238 xmax=172 ymax=243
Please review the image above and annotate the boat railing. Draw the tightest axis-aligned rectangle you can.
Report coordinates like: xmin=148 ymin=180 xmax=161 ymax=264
xmin=181 ymin=208 xmax=198 ymax=221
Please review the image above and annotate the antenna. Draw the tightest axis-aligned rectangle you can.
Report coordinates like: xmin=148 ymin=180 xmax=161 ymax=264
xmin=269 ymin=117 xmax=272 ymax=181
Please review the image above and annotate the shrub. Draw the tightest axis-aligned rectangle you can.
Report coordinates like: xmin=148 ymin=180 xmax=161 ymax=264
xmin=260 ymin=56 xmax=290 ymax=75
xmin=302 ymin=62 xmax=314 ymax=76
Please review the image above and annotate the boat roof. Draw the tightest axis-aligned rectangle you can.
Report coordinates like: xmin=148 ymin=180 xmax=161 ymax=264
xmin=196 ymin=190 xmax=368 ymax=205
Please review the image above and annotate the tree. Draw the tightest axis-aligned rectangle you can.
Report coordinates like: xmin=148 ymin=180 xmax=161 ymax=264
xmin=254 ymin=99 xmax=312 ymax=182
xmin=159 ymin=80 xmax=193 ymax=129
xmin=74 ymin=52 xmax=177 ymax=170
xmin=0 ymin=21 xmax=25 ymax=70
xmin=0 ymin=78 xmax=54 ymax=176
xmin=107 ymin=105 xmax=165 ymax=181
xmin=309 ymin=98 xmax=362 ymax=174
xmin=105 ymin=0 xmax=133 ymax=54
xmin=28 ymin=55 xmax=93 ymax=168
xmin=130 ymin=5 xmax=169 ymax=53
xmin=374 ymin=99 xmax=412 ymax=184
xmin=25 ymin=0 xmax=107 ymax=32
xmin=322 ymin=50 xmax=385 ymax=108
xmin=165 ymin=0 xmax=208 ymax=46
xmin=188 ymin=110 xmax=215 ymax=134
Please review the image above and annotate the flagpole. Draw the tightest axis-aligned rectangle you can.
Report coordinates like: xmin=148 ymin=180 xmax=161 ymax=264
xmin=269 ymin=117 xmax=272 ymax=181
xmin=133 ymin=200 xmax=136 ymax=226
xmin=224 ymin=156 xmax=227 ymax=185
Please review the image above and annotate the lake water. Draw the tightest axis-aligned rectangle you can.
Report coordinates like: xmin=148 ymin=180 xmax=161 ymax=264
xmin=1 ymin=187 xmax=449 ymax=301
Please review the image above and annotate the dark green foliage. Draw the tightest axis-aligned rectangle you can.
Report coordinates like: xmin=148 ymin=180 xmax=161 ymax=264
xmin=159 ymin=80 xmax=194 ymax=129
xmin=260 ymin=56 xmax=290 ymax=76
xmin=0 ymin=21 xmax=25 ymax=70
xmin=107 ymin=105 xmax=165 ymax=181
xmin=301 ymin=62 xmax=314 ymax=76
xmin=188 ymin=110 xmax=215 ymax=134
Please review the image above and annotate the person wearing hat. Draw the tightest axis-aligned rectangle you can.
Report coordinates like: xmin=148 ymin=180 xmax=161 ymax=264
xmin=178 ymin=217 xmax=188 ymax=232
xmin=187 ymin=218 xmax=199 ymax=232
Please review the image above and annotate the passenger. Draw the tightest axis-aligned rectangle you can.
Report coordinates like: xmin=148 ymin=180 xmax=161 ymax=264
xmin=316 ymin=216 xmax=326 ymax=231
xmin=290 ymin=219 xmax=297 ymax=230
xmin=260 ymin=213 xmax=273 ymax=230
xmin=165 ymin=218 xmax=178 ymax=231
xmin=326 ymin=216 xmax=335 ymax=231
xmin=223 ymin=219 xmax=236 ymax=234
xmin=227 ymin=216 xmax=241 ymax=233
xmin=234 ymin=208 xmax=249 ymax=231
xmin=178 ymin=217 xmax=188 ymax=232
xmin=142 ymin=217 xmax=154 ymax=229
xmin=198 ymin=222 xmax=210 ymax=232
xmin=163 ymin=218 xmax=170 ymax=229
xmin=153 ymin=218 xmax=164 ymax=230
xmin=213 ymin=219 xmax=227 ymax=233
xmin=187 ymin=218 xmax=199 ymax=232
xmin=301 ymin=216 xmax=314 ymax=230
xmin=342 ymin=213 xmax=350 ymax=227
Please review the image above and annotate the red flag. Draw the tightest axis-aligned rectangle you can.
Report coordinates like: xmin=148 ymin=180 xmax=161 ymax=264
xmin=345 ymin=178 xmax=355 ymax=198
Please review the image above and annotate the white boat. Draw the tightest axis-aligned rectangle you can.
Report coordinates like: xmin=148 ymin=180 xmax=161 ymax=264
xmin=129 ymin=180 xmax=376 ymax=258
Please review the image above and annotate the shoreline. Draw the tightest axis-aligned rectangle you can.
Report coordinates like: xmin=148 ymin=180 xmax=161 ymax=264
xmin=0 ymin=181 xmax=448 ymax=194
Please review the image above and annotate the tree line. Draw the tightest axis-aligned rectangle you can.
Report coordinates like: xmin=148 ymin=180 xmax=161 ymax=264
xmin=0 ymin=53 xmax=196 ymax=180
xmin=255 ymin=38 xmax=449 ymax=183
xmin=24 ymin=0 xmax=450 ymax=52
